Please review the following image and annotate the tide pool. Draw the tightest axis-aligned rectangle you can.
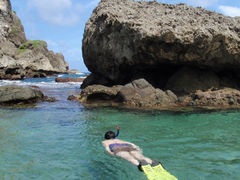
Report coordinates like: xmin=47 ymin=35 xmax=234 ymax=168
xmin=0 ymin=76 xmax=239 ymax=180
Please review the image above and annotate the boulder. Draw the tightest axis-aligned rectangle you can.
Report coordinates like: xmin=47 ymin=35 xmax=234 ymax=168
xmin=79 ymin=85 xmax=122 ymax=102
xmin=166 ymin=90 xmax=178 ymax=103
xmin=82 ymin=0 xmax=240 ymax=88
xmin=118 ymin=78 xmax=155 ymax=101
xmin=79 ymin=78 xmax=178 ymax=108
xmin=118 ymin=79 xmax=175 ymax=107
xmin=0 ymin=86 xmax=44 ymax=104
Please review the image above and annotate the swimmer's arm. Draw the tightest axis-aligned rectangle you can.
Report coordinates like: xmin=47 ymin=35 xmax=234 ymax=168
xmin=102 ymin=142 xmax=114 ymax=155
xmin=106 ymin=146 xmax=114 ymax=155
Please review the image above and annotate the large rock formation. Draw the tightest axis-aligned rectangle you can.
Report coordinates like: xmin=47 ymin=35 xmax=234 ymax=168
xmin=0 ymin=0 xmax=69 ymax=80
xmin=82 ymin=0 xmax=240 ymax=88
xmin=80 ymin=0 xmax=240 ymax=110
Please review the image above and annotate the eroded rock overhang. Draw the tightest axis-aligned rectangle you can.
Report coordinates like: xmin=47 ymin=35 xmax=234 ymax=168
xmin=82 ymin=0 xmax=240 ymax=94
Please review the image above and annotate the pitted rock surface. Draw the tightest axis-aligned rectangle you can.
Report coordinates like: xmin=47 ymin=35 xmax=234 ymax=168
xmin=0 ymin=86 xmax=44 ymax=104
xmin=83 ymin=0 xmax=240 ymax=83
xmin=80 ymin=0 xmax=240 ymax=110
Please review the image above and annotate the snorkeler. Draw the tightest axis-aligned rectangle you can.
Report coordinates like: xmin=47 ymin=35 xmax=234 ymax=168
xmin=102 ymin=126 xmax=178 ymax=179
xmin=102 ymin=126 xmax=157 ymax=171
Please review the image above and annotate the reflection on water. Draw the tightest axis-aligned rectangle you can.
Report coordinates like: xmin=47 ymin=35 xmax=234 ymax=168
xmin=0 ymin=76 xmax=240 ymax=179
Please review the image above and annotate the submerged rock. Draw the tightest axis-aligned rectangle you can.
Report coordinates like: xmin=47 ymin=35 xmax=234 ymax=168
xmin=43 ymin=96 xmax=57 ymax=102
xmin=55 ymin=77 xmax=84 ymax=83
xmin=67 ymin=95 xmax=78 ymax=101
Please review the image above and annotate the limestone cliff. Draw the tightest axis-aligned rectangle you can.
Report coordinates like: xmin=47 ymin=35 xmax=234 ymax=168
xmin=0 ymin=0 xmax=69 ymax=80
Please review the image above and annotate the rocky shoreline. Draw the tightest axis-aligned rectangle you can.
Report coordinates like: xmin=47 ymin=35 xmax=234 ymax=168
xmin=78 ymin=0 xmax=240 ymax=111
xmin=2 ymin=0 xmax=240 ymax=111
xmin=78 ymin=78 xmax=240 ymax=111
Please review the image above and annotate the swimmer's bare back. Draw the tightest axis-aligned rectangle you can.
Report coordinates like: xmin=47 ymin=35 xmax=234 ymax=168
xmin=102 ymin=139 xmax=141 ymax=155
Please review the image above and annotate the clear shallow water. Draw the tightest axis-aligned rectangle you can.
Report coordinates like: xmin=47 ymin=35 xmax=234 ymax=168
xmin=0 ymin=76 xmax=240 ymax=180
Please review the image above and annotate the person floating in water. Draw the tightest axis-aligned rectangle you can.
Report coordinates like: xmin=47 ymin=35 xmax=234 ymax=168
xmin=103 ymin=126 xmax=178 ymax=179
xmin=102 ymin=126 xmax=159 ymax=171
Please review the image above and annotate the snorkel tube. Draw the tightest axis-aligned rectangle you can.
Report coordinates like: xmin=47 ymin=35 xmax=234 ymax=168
xmin=115 ymin=125 xmax=119 ymax=137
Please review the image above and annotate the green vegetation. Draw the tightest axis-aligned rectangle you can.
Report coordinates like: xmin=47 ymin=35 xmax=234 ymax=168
xmin=18 ymin=40 xmax=46 ymax=53
xmin=11 ymin=26 xmax=18 ymax=33
xmin=18 ymin=49 xmax=25 ymax=53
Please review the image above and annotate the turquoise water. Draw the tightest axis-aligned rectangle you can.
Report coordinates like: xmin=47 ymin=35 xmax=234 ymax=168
xmin=0 ymin=76 xmax=240 ymax=180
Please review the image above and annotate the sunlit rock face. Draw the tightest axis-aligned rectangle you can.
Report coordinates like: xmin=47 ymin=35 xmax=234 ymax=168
xmin=0 ymin=0 xmax=69 ymax=79
xmin=0 ymin=0 xmax=11 ymax=12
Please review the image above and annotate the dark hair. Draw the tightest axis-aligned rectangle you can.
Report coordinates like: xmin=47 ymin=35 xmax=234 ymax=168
xmin=104 ymin=131 xmax=115 ymax=139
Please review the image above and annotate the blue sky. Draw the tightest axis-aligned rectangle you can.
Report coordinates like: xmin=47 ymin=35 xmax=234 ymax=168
xmin=11 ymin=0 xmax=240 ymax=72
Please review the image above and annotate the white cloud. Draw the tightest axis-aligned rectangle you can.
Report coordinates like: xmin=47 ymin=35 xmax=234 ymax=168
xmin=219 ymin=5 xmax=240 ymax=17
xmin=185 ymin=0 xmax=218 ymax=8
xmin=27 ymin=0 xmax=99 ymax=26
xmin=46 ymin=40 xmax=58 ymax=48
xmin=45 ymin=40 xmax=81 ymax=58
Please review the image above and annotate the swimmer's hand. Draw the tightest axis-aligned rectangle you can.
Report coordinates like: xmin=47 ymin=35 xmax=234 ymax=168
xmin=108 ymin=151 xmax=114 ymax=155
xmin=106 ymin=148 xmax=114 ymax=155
xmin=135 ymin=146 xmax=142 ymax=152
xmin=136 ymin=146 xmax=141 ymax=151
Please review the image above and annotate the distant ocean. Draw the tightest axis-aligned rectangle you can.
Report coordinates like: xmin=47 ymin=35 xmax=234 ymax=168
xmin=0 ymin=74 xmax=239 ymax=180
xmin=0 ymin=73 xmax=85 ymax=89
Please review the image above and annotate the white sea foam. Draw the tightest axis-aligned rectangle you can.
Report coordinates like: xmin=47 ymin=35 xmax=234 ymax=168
xmin=0 ymin=80 xmax=82 ymax=89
